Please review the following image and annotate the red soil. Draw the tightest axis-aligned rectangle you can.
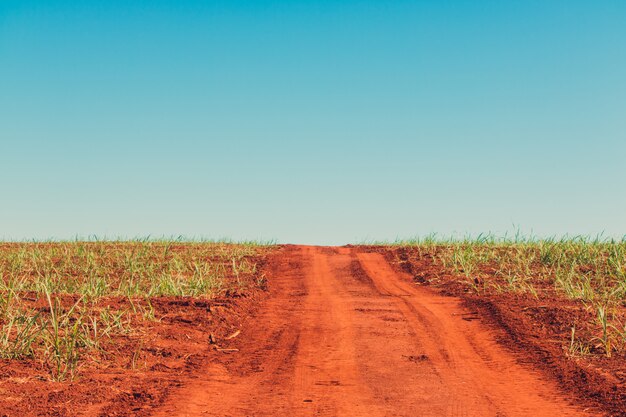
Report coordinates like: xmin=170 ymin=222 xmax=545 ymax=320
xmin=152 ymin=246 xmax=601 ymax=416
xmin=380 ymin=245 xmax=626 ymax=417
xmin=2 ymin=245 xmax=622 ymax=416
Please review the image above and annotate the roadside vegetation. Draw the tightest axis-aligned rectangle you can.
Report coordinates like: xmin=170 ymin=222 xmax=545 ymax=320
xmin=0 ymin=240 xmax=273 ymax=381
xmin=386 ymin=234 xmax=626 ymax=358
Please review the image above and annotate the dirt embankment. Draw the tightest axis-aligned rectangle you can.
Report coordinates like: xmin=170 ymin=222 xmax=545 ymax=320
xmin=378 ymin=245 xmax=626 ymax=417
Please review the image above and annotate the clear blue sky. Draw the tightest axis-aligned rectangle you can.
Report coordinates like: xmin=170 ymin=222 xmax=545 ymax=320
xmin=1 ymin=1 xmax=625 ymax=244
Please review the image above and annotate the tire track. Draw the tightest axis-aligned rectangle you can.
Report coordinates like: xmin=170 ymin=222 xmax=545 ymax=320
xmin=151 ymin=246 xmax=598 ymax=417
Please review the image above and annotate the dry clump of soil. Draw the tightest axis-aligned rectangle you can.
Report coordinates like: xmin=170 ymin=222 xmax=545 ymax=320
xmin=377 ymin=246 xmax=626 ymax=417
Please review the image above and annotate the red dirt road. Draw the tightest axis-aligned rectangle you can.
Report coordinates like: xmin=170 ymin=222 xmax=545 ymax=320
xmin=153 ymin=246 xmax=597 ymax=416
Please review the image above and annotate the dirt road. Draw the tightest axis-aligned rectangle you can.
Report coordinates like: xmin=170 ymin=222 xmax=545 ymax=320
xmin=153 ymin=246 xmax=596 ymax=416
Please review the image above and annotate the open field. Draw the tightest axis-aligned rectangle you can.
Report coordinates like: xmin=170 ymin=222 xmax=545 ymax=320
xmin=379 ymin=236 xmax=626 ymax=416
xmin=0 ymin=241 xmax=274 ymax=415
xmin=0 ymin=239 xmax=624 ymax=416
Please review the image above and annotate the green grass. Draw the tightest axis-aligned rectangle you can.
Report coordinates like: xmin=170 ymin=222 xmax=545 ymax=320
xmin=383 ymin=234 xmax=626 ymax=357
xmin=0 ymin=239 xmax=273 ymax=380
xmin=389 ymin=234 xmax=626 ymax=301
xmin=0 ymin=239 xmax=269 ymax=298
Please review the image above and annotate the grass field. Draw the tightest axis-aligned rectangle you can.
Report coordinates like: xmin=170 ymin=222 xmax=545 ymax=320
xmin=0 ymin=240 xmax=273 ymax=381
xmin=386 ymin=235 xmax=626 ymax=357
xmin=1 ymin=238 xmax=625 ymax=416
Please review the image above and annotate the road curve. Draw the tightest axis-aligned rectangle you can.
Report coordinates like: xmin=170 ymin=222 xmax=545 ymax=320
xmin=152 ymin=245 xmax=596 ymax=417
